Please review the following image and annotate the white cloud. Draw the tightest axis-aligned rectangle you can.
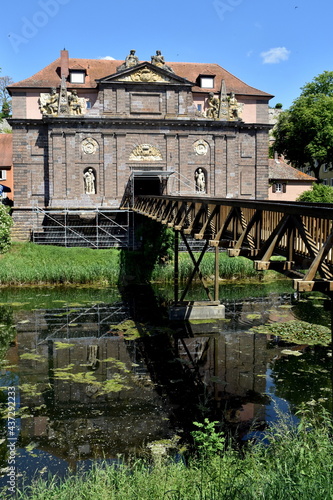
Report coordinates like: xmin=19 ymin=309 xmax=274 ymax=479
xmin=260 ymin=47 xmax=290 ymax=64
xmin=99 ymin=56 xmax=116 ymax=60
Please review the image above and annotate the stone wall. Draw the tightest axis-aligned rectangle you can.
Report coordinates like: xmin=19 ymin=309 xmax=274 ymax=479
xmin=10 ymin=117 xmax=270 ymax=240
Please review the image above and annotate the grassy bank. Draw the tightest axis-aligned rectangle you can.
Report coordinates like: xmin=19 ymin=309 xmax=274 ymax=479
xmin=0 ymin=242 xmax=267 ymax=286
xmin=7 ymin=409 xmax=333 ymax=500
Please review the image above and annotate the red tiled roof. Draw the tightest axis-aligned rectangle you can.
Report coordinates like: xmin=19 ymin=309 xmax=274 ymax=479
xmin=8 ymin=56 xmax=273 ymax=98
xmin=0 ymin=134 xmax=13 ymax=169
xmin=269 ymin=159 xmax=316 ymax=181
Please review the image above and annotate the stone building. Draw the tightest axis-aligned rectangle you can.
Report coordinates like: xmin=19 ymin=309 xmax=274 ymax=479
xmin=0 ymin=133 xmax=13 ymax=203
xmin=8 ymin=49 xmax=273 ymax=245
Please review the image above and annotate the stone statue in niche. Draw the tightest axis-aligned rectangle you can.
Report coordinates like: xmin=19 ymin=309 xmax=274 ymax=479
xmin=39 ymin=88 xmax=59 ymax=116
xmin=68 ymin=90 xmax=83 ymax=115
xmin=83 ymin=168 xmax=96 ymax=194
xmin=195 ymin=168 xmax=206 ymax=193
xmin=151 ymin=50 xmax=174 ymax=73
xmin=117 ymin=50 xmax=140 ymax=72
xmin=206 ymin=92 xmax=220 ymax=119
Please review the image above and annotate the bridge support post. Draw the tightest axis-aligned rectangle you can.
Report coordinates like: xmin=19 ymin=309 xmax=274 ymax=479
xmin=174 ymin=230 xmax=179 ymax=304
xmin=214 ymin=245 xmax=219 ymax=301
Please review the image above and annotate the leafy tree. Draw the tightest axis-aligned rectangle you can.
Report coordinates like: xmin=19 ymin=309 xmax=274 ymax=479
xmin=0 ymin=204 xmax=13 ymax=253
xmin=273 ymin=71 xmax=333 ymax=180
xmin=297 ymin=183 xmax=333 ymax=203
xmin=0 ymin=74 xmax=13 ymax=119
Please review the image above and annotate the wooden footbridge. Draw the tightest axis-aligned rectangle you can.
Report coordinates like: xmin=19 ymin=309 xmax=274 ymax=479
xmin=122 ymin=195 xmax=333 ymax=304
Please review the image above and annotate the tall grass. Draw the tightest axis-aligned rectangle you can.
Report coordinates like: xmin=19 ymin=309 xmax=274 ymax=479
xmin=151 ymin=251 xmax=260 ymax=283
xmin=0 ymin=243 xmax=265 ymax=286
xmin=8 ymin=408 xmax=333 ymax=500
xmin=0 ymin=243 xmax=120 ymax=285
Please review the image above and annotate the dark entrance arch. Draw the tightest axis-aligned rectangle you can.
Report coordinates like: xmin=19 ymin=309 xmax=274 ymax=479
xmin=133 ymin=177 xmax=161 ymax=196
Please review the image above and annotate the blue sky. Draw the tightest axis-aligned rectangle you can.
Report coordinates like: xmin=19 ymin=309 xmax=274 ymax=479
xmin=1 ymin=0 xmax=332 ymax=109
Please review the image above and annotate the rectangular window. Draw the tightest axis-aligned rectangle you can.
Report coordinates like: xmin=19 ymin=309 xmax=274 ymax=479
xmin=200 ymin=76 xmax=214 ymax=88
xmin=70 ymin=71 xmax=85 ymax=84
xmin=0 ymin=170 xmax=7 ymax=181
xmin=322 ymin=179 xmax=328 ymax=185
xmin=330 ymin=179 xmax=333 ymax=187
xmin=275 ymin=182 xmax=283 ymax=192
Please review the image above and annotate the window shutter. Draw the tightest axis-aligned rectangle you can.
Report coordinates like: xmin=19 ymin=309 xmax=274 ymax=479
xmin=272 ymin=183 xmax=276 ymax=193
xmin=283 ymin=183 xmax=286 ymax=193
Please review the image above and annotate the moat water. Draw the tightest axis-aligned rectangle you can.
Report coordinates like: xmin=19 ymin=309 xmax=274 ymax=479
xmin=0 ymin=281 xmax=332 ymax=489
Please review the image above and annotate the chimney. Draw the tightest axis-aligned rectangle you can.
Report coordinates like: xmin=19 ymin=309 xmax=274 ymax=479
xmin=60 ymin=49 xmax=69 ymax=78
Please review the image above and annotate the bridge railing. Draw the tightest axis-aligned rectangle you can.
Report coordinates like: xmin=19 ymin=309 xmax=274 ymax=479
xmin=124 ymin=195 xmax=333 ymax=293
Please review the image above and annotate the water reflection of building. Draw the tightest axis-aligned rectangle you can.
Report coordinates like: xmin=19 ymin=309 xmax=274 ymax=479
xmin=177 ymin=294 xmax=295 ymax=427
xmin=11 ymin=304 xmax=172 ymax=467
xmin=7 ymin=294 xmax=296 ymax=467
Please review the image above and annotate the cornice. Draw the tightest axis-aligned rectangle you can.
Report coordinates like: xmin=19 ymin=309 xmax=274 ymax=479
xmin=8 ymin=116 xmax=272 ymax=131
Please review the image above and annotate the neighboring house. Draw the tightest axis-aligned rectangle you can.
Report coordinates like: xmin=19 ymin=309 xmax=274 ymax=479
xmin=302 ymin=163 xmax=333 ymax=186
xmin=268 ymin=159 xmax=316 ymax=201
xmin=0 ymin=133 xmax=14 ymax=204
xmin=7 ymin=48 xmax=273 ymax=242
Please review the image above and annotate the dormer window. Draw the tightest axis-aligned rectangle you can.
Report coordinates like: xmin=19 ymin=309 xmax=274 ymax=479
xmin=200 ymin=76 xmax=215 ymax=89
xmin=69 ymin=70 xmax=85 ymax=84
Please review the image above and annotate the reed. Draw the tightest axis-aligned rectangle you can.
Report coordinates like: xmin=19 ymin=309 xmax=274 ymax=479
xmin=0 ymin=243 xmax=264 ymax=286
xmin=151 ymin=251 xmax=259 ymax=283
xmin=0 ymin=243 xmax=120 ymax=285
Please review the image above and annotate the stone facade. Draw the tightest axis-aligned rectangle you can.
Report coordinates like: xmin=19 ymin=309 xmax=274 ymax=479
xmin=8 ymin=50 xmax=273 ymax=241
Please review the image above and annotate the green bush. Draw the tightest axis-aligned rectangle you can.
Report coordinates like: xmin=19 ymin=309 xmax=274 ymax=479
xmin=297 ymin=183 xmax=333 ymax=202
xmin=0 ymin=204 xmax=12 ymax=254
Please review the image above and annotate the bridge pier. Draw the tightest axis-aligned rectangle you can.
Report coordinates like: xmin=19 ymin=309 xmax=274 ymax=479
xmin=170 ymin=229 xmax=225 ymax=320
xmin=169 ymin=301 xmax=225 ymax=321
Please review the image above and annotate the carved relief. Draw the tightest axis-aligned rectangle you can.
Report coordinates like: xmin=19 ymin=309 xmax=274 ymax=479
xmin=193 ymin=140 xmax=209 ymax=156
xmin=81 ymin=138 xmax=98 ymax=155
xmin=116 ymin=67 xmax=171 ymax=83
xmin=129 ymin=144 xmax=163 ymax=161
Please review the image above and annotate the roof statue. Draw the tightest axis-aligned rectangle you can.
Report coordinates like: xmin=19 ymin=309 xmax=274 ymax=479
xmin=39 ymin=84 xmax=86 ymax=117
xmin=206 ymin=92 xmax=220 ymax=120
xmin=39 ymin=87 xmax=59 ymax=116
xmin=151 ymin=50 xmax=174 ymax=73
xmin=116 ymin=50 xmax=140 ymax=72
xmin=228 ymin=92 xmax=242 ymax=120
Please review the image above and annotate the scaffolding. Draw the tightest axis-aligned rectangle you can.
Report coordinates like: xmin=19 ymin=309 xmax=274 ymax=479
xmin=31 ymin=207 xmax=132 ymax=249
